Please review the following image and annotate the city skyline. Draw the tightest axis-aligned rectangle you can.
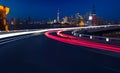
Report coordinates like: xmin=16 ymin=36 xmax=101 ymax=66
xmin=1 ymin=0 xmax=120 ymax=21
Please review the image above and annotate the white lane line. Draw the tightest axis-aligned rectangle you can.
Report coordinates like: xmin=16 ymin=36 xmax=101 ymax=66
xmin=0 ymin=37 xmax=24 ymax=45
xmin=0 ymin=34 xmax=40 ymax=45
xmin=0 ymin=36 xmax=22 ymax=43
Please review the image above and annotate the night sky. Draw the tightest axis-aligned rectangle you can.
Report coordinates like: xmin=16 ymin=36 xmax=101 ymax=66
xmin=1 ymin=0 xmax=120 ymax=20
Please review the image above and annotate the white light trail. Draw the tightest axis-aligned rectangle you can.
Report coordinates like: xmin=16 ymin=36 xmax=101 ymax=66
xmin=0 ymin=25 xmax=119 ymax=39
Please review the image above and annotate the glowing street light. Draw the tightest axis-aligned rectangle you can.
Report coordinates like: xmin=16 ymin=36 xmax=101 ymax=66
xmin=79 ymin=34 xmax=82 ymax=37
xmin=106 ymin=38 xmax=110 ymax=42
xmin=90 ymin=36 xmax=93 ymax=39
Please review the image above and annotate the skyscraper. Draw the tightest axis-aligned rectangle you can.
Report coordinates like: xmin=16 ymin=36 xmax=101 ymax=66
xmin=92 ymin=5 xmax=96 ymax=15
xmin=88 ymin=5 xmax=97 ymax=26
xmin=92 ymin=5 xmax=97 ymax=25
xmin=57 ymin=9 xmax=60 ymax=23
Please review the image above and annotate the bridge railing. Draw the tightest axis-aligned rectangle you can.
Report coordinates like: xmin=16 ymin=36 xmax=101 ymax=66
xmin=72 ymin=31 xmax=120 ymax=45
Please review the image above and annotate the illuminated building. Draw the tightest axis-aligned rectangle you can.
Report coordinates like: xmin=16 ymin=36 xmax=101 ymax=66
xmin=89 ymin=5 xmax=97 ymax=26
xmin=79 ymin=17 xmax=85 ymax=27
xmin=0 ymin=5 xmax=10 ymax=31
xmin=96 ymin=17 xmax=110 ymax=25
xmin=87 ymin=5 xmax=97 ymax=26
xmin=75 ymin=13 xmax=85 ymax=27
xmin=10 ymin=18 xmax=16 ymax=25
xmin=91 ymin=5 xmax=97 ymax=25
xmin=75 ymin=13 xmax=81 ymax=24
xmin=10 ymin=18 xmax=21 ymax=25
xmin=79 ymin=20 xmax=85 ymax=27
xmin=84 ymin=13 xmax=89 ymax=26
xmin=88 ymin=14 xmax=93 ymax=25
xmin=62 ymin=16 xmax=68 ymax=24
xmin=68 ymin=16 xmax=75 ymax=24
xmin=54 ymin=19 xmax=57 ymax=23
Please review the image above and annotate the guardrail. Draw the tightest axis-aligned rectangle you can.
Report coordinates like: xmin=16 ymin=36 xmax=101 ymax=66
xmin=72 ymin=31 xmax=120 ymax=43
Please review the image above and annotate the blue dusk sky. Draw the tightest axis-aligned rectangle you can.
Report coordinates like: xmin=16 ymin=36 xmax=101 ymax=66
xmin=1 ymin=0 xmax=120 ymax=20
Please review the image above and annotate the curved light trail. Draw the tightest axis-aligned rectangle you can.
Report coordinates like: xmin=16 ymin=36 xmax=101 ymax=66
xmin=45 ymin=30 xmax=120 ymax=52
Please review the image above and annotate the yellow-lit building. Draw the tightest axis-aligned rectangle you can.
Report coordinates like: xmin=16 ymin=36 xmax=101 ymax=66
xmin=79 ymin=15 xmax=85 ymax=27
xmin=0 ymin=5 xmax=10 ymax=31
xmin=79 ymin=20 xmax=85 ymax=27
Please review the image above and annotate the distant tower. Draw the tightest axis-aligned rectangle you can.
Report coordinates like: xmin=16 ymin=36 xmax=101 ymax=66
xmin=92 ymin=5 xmax=96 ymax=15
xmin=92 ymin=5 xmax=97 ymax=25
xmin=57 ymin=9 xmax=60 ymax=23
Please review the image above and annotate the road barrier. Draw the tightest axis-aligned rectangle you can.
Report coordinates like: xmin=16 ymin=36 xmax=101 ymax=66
xmin=72 ymin=30 xmax=120 ymax=43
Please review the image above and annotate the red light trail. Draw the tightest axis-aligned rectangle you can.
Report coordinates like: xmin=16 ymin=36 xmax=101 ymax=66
xmin=45 ymin=30 xmax=120 ymax=52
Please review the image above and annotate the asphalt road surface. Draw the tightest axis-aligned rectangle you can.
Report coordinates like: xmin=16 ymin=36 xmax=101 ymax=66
xmin=0 ymin=32 xmax=120 ymax=73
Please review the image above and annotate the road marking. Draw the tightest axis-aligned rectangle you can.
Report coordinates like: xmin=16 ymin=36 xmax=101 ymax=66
xmin=0 ymin=34 xmax=40 ymax=45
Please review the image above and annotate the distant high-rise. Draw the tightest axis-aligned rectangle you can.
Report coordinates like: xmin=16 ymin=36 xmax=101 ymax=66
xmin=63 ymin=16 xmax=68 ymax=24
xmin=92 ymin=5 xmax=96 ymax=15
xmin=88 ymin=5 xmax=97 ymax=26
xmin=75 ymin=13 xmax=83 ymax=24
xmin=57 ymin=9 xmax=60 ymax=23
